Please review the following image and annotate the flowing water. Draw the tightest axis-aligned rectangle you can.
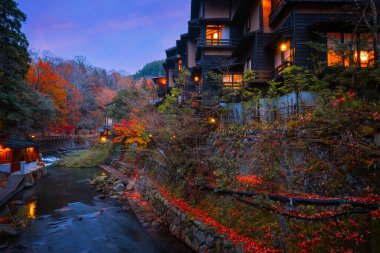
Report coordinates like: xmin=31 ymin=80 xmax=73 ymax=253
xmin=3 ymin=164 xmax=193 ymax=253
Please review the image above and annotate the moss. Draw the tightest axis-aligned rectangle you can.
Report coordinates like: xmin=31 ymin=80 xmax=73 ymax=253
xmin=55 ymin=141 xmax=118 ymax=168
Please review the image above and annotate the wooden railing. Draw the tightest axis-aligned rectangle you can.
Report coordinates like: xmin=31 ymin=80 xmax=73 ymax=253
xmin=197 ymin=39 xmax=240 ymax=48
xmin=274 ymin=60 xmax=292 ymax=78
xmin=35 ymin=134 xmax=98 ymax=142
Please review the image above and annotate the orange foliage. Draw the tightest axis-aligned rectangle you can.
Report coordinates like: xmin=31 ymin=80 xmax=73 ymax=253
xmin=113 ymin=118 xmax=150 ymax=147
xmin=26 ymin=59 xmax=83 ymax=133
xmin=236 ymin=175 xmax=263 ymax=187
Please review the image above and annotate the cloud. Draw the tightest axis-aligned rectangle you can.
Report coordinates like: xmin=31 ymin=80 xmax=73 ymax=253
xmin=16 ymin=0 xmax=191 ymax=73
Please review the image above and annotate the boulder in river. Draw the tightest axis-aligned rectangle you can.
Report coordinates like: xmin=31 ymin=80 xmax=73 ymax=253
xmin=90 ymin=176 xmax=108 ymax=185
xmin=113 ymin=184 xmax=125 ymax=192
xmin=0 ymin=224 xmax=18 ymax=237
xmin=113 ymin=180 xmax=123 ymax=187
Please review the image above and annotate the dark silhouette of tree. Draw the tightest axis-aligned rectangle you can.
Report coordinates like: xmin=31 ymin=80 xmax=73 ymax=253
xmin=0 ymin=0 xmax=31 ymax=130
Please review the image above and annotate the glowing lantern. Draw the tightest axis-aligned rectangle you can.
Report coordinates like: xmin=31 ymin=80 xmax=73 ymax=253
xmin=280 ymin=43 xmax=287 ymax=52
xmin=360 ymin=51 xmax=369 ymax=62
xmin=194 ymin=76 xmax=199 ymax=82
xmin=208 ymin=117 xmax=217 ymax=124
xmin=100 ymin=136 xmax=107 ymax=142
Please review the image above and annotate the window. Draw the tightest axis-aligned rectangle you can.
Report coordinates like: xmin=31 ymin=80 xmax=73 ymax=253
xmin=327 ymin=33 xmax=343 ymax=66
xmin=223 ymin=74 xmax=242 ymax=90
xmin=1 ymin=149 xmax=12 ymax=163
xmin=245 ymin=15 xmax=251 ymax=32
xmin=206 ymin=25 xmax=222 ymax=45
xmin=245 ymin=57 xmax=252 ymax=71
xmin=178 ymin=59 xmax=183 ymax=72
xmin=327 ymin=32 xmax=375 ymax=67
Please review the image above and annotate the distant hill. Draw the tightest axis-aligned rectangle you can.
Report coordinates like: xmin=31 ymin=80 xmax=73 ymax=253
xmin=132 ymin=60 xmax=165 ymax=79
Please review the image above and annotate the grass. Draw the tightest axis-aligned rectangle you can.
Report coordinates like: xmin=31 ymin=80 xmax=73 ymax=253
xmin=55 ymin=141 xmax=117 ymax=168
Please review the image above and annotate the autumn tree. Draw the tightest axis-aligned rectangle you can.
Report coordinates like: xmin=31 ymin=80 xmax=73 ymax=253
xmin=26 ymin=59 xmax=82 ymax=134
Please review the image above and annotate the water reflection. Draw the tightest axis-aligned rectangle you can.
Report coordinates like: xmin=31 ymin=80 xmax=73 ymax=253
xmin=27 ymin=201 xmax=37 ymax=219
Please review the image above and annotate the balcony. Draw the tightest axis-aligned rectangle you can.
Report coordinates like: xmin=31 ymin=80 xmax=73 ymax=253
xmin=197 ymin=38 xmax=239 ymax=49
xmin=269 ymin=0 xmax=361 ymax=25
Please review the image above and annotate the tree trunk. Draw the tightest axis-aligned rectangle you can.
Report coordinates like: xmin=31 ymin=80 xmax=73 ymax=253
xmin=369 ymin=0 xmax=380 ymax=68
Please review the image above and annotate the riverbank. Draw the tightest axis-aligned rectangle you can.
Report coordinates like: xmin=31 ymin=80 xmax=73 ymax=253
xmin=0 ymin=166 xmax=47 ymax=208
xmin=98 ymin=164 xmax=245 ymax=253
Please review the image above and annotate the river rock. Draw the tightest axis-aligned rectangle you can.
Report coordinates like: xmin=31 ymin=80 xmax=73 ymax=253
xmin=113 ymin=180 xmax=123 ymax=186
xmin=126 ymin=182 xmax=134 ymax=191
xmin=113 ymin=183 xmax=125 ymax=192
xmin=90 ymin=176 xmax=108 ymax=185
xmin=0 ymin=224 xmax=18 ymax=237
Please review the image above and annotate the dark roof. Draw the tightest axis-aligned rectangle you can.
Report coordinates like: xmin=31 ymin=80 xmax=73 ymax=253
xmin=98 ymin=126 xmax=112 ymax=132
xmin=3 ymin=139 xmax=40 ymax=149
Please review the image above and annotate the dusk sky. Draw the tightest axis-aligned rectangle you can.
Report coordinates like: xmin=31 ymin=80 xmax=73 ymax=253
xmin=15 ymin=0 xmax=191 ymax=74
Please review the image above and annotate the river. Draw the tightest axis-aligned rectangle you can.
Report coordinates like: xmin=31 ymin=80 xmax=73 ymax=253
xmin=3 ymin=164 xmax=193 ymax=253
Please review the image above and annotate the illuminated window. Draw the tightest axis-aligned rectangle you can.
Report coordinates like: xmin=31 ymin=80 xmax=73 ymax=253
xmin=4 ymin=150 xmax=11 ymax=163
xmin=223 ymin=74 xmax=242 ymax=90
xmin=206 ymin=25 xmax=222 ymax=45
xmin=327 ymin=32 xmax=375 ymax=67
xmin=178 ymin=59 xmax=183 ymax=72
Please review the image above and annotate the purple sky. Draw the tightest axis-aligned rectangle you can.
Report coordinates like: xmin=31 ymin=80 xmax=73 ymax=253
xmin=15 ymin=0 xmax=191 ymax=74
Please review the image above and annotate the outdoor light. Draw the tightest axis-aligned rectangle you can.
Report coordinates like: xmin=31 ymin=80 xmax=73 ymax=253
xmin=31 ymin=135 xmax=35 ymax=139
xmin=194 ymin=76 xmax=199 ymax=82
xmin=360 ymin=51 xmax=369 ymax=62
xmin=149 ymin=134 xmax=153 ymax=138
xmin=208 ymin=117 xmax=217 ymax=124
xmin=100 ymin=136 xmax=107 ymax=142
xmin=213 ymin=32 xmax=219 ymax=40
xmin=280 ymin=43 xmax=287 ymax=52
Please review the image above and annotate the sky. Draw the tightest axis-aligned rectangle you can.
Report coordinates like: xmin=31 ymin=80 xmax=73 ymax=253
xmin=15 ymin=0 xmax=191 ymax=74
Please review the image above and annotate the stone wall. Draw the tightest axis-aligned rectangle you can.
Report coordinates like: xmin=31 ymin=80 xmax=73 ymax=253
xmin=136 ymin=177 xmax=242 ymax=253
xmin=39 ymin=136 xmax=98 ymax=154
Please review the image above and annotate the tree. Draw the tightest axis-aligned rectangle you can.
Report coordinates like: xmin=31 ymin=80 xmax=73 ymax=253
xmin=0 ymin=0 xmax=31 ymax=130
xmin=358 ymin=0 xmax=380 ymax=68
xmin=26 ymin=59 xmax=82 ymax=133
xmin=132 ymin=60 xmax=165 ymax=79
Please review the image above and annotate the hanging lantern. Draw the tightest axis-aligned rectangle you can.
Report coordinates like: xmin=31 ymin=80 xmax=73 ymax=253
xmin=280 ymin=43 xmax=287 ymax=52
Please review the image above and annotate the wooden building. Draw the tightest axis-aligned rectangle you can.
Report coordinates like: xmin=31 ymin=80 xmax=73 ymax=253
xmin=162 ymin=0 xmax=379 ymax=101
xmin=0 ymin=138 xmax=42 ymax=174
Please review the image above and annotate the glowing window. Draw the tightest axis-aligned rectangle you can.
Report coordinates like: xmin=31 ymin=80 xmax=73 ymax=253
xmin=327 ymin=32 xmax=375 ymax=67
xmin=206 ymin=25 xmax=222 ymax=45
xmin=178 ymin=59 xmax=183 ymax=72
xmin=223 ymin=74 xmax=242 ymax=90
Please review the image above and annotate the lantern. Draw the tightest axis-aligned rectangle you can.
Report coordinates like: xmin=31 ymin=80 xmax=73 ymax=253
xmin=280 ymin=43 xmax=287 ymax=52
